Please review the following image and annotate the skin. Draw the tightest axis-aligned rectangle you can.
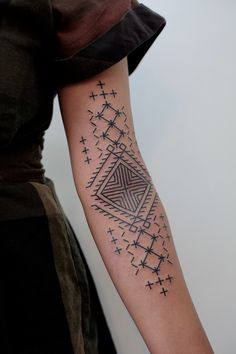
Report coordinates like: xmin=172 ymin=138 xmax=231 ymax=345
xmin=57 ymin=57 xmax=214 ymax=354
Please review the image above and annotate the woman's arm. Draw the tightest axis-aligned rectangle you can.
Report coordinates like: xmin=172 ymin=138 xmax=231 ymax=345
xmin=57 ymin=57 xmax=213 ymax=354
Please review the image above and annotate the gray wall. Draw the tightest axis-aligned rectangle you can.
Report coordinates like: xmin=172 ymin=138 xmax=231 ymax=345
xmin=43 ymin=1 xmax=236 ymax=353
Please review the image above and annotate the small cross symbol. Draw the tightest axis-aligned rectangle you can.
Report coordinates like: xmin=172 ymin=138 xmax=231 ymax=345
xmin=95 ymin=112 xmax=104 ymax=120
xmin=110 ymin=89 xmax=117 ymax=98
xmin=166 ymin=274 xmax=173 ymax=283
xmin=84 ymin=156 xmax=92 ymax=164
xmin=97 ymin=80 xmax=105 ymax=89
xmin=119 ymin=129 xmax=125 ymax=137
xmin=89 ymin=92 xmax=98 ymax=101
xmin=139 ymin=259 xmax=147 ymax=268
xmin=151 ymin=234 xmax=158 ymax=241
xmin=145 ymin=246 xmax=153 ymax=255
xmin=108 ymin=120 xmax=115 ymax=127
xmin=82 ymin=147 xmax=89 ymax=154
xmin=156 ymin=277 xmax=164 ymax=286
xmin=115 ymin=109 xmax=122 ymax=117
xmin=99 ymin=90 xmax=109 ymax=99
xmin=111 ymin=236 xmax=118 ymax=244
xmin=160 ymin=287 xmax=168 ymax=296
xmin=160 ymin=213 xmax=165 ymax=220
xmin=138 ymin=227 xmax=145 ymax=235
xmin=112 ymin=140 xmax=119 ymax=147
xmin=158 ymin=254 xmax=165 ymax=263
xmin=80 ymin=136 xmax=86 ymax=144
xmin=145 ymin=281 xmax=154 ymax=290
xmin=131 ymin=240 xmax=140 ymax=248
xmin=103 ymin=101 xmax=112 ymax=109
xmin=163 ymin=223 xmax=168 ymax=230
xmin=101 ymin=131 xmax=108 ymax=139
xmin=107 ymin=228 xmax=114 ymax=235
xmin=152 ymin=267 xmax=160 ymax=275
xmin=115 ymin=246 xmax=122 ymax=255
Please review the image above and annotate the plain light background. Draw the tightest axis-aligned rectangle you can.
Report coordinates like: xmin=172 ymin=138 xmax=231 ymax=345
xmin=43 ymin=1 xmax=236 ymax=353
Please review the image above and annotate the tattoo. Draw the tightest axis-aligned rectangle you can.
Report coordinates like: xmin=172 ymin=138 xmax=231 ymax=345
xmin=84 ymin=156 xmax=92 ymax=164
xmin=79 ymin=136 xmax=87 ymax=144
xmin=97 ymin=80 xmax=106 ymax=89
xmin=79 ymin=136 xmax=92 ymax=164
xmin=89 ymin=92 xmax=98 ymax=101
xmin=85 ymin=81 xmax=174 ymax=296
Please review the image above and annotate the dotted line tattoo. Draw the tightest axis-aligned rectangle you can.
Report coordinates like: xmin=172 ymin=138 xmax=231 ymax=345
xmin=85 ymin=81 xmax=174 ymax=297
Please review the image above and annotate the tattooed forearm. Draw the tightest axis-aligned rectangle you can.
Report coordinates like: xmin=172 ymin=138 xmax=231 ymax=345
xmin=81 ymin=81 xmax=174 ymax=297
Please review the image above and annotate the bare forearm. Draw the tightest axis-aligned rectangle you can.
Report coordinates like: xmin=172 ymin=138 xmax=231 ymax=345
xmin=58 ymin=59 xmax=213 ymax=354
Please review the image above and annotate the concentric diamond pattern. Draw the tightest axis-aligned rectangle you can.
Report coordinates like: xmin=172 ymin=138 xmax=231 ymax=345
xmin=99 ymin=160 xmax=150 ymax=214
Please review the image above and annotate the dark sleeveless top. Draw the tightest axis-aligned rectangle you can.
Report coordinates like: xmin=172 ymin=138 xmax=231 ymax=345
xmin=0 ymin=1 xmax=165 ymax=353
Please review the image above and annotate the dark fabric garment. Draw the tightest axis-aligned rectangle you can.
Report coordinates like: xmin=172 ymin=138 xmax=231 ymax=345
xmin=53 ymin=2 xmax=166 ymax=87
xmin=0 ymin=171 xmax=116 ymax=354
xmin=0 ymin=1 xmax=166 ymax=353
xmin=0 ymin=182 xmax=74 ymax=354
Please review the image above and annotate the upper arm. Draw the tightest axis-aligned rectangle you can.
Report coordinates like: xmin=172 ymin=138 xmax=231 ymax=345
xmin=53 ymin=1 xmax=166 ymax=198
xmin=57 ymin=58 xmax=140 ymax=197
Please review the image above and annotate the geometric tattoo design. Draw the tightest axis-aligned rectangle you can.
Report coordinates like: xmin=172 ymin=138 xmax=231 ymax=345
xmin=86 ymin=80 xmax=174 ymax=296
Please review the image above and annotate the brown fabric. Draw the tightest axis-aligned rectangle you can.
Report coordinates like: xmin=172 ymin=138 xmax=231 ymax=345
xmin=30 ymin=181 xmax=86 ymax=354
xmin=0 ymin=141 xmax=45 ymax=183
xmin=52 ymin=1 xmax=166 ymax=87
xmin=52 ymin=0 xmax=139 ymax=58
xmin=0 ymin=180 xmax=75 ymax=353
